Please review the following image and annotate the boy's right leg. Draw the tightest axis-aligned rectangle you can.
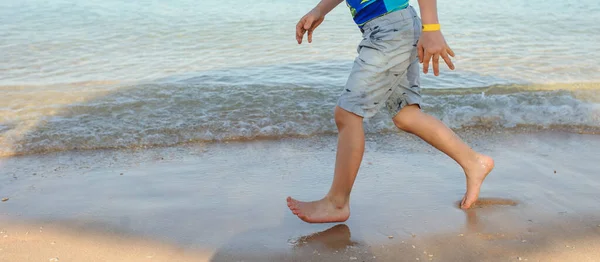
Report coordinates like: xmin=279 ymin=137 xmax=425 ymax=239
xmin=287 ymin=106 xmax=364 ymax=223
xmin=392 ymin=105 xmax=495 ymax=209
xmin=386 ymin=7 xmax=493 ymax=208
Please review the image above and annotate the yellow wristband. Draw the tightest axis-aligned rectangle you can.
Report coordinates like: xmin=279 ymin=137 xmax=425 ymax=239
xmin=422 ymin=24 xmax=441 ymax=32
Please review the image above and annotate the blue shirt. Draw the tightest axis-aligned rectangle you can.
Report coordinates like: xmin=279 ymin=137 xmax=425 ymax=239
xmin=346 ymin=0 xmax=410 ymax=27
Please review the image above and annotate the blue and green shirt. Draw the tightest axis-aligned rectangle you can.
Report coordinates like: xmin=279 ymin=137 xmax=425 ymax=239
xmin=346 ymin=0 xmax=410 ymax=27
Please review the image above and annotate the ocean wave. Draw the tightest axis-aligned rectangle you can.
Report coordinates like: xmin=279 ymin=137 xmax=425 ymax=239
xmin=1 ymin=82 xmax=599 ymax=157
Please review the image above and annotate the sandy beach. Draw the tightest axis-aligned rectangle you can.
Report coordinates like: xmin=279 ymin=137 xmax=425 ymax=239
xmin=2 ymin=0 xmax=599 ymax=260
xmin=1 ymin=130 xmax=599 ymax=261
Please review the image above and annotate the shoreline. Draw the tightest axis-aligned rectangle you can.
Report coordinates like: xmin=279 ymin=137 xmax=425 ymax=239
xmin=2 ymin=125 xmax=600 ymax=159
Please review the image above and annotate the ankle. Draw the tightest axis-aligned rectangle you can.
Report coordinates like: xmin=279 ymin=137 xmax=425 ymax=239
xmin=325 ymin=194 xmax=349 ymax=208
xmin=463 ymin=152 xmax=485 ymax=172
xmin=462 ymin=153 xmax=483 ymax=173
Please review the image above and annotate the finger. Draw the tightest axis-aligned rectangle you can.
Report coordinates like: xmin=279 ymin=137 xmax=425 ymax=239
xmin=296 ymin=19 xmax=306 ymax=44
xmin=308 ymin=18 xmax=323 ymax=43
xmin=433 ymin=53 xmax=440 ymax=76
xmin=446 ymin=45 xmax=455 ymax=57
xmin=441 ymin=49 xmax=455 ymax=70
xmin=302 ymin=17 xmax=315 ymax=43
xmin=422 ymin=51 xmax=432 ymax=74
xmin=417 ymin=42 xmax=424 ymax=63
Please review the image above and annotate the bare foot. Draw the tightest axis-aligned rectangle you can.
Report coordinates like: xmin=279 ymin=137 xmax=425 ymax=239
xmin=287 ymin=196 xmax=350 ymax=223
xmin=461 ymin=154 xmax=495 ymax=209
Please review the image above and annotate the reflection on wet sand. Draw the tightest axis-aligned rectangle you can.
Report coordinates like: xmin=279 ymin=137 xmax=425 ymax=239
xmin=289 ymin=224 xmax=358 ymax=251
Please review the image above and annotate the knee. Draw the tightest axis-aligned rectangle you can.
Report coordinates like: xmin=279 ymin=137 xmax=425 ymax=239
xmin=393 ymin=105 xmax=421 ymax=132
xmin=334 ymin=106 xmax=361 ymax=129
xmin=393 ymin=116 xmax=413 ymax=132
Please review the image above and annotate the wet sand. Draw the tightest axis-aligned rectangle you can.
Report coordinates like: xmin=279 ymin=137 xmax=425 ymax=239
xmin=1 ymin=130 xmax=599 ymax=261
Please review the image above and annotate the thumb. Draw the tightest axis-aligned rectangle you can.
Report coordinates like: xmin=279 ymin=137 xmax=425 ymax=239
xmin=417 ymin=41 xmax=424 ymax=63
xmin=303 ymin=16 xmax=315 ymax=30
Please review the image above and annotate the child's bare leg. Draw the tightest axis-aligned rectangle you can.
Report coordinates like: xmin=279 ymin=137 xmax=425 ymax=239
xmin=393 ymin=105 xmax=494 ymax=209
xmin=287 ymin=106 xmax=363 ymax=223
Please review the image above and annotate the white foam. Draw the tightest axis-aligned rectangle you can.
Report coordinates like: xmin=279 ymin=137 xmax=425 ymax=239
xmin=1 ymin=84 xmax=599 ymax=157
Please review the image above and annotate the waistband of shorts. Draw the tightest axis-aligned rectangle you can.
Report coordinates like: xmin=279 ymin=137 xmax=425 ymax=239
xmin=360 ymin=5 xmax=418 ymax=33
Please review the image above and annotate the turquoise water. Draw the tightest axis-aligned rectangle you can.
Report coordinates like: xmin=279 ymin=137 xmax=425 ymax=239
xmin=1 ymin=0 xmax=599 ymax=86
xmin=1 ymin=0 xmax=600 ymax=156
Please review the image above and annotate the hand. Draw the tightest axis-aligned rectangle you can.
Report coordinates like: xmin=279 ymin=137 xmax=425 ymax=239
xmin=296 ymin=8 xmax=325 ymax=44
xmin=417 ymin=31 xmax=455 ymax=76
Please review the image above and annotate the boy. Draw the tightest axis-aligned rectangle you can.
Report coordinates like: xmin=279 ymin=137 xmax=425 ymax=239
xmin=287 ymin=0 xmax=494 ymax=223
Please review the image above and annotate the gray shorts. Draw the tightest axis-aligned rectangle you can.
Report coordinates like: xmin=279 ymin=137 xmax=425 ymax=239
xmin=337 ymin=6 xmax=422 ymax=119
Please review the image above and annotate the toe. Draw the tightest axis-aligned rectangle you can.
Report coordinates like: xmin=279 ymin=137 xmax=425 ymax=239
xmin=287 ymin=197 xmax=297 ymax=207
xmin=288 ymin=197 xmax=299 ymax=205
xmin=463 ymin=195 xmax=477 ymax=209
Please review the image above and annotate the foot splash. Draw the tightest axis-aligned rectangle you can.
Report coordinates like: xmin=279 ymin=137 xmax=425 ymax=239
xmin=461 ymin=154 xmax=495 ymax=209
xmin=286 ymin=196 xmax=350 ymax=223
